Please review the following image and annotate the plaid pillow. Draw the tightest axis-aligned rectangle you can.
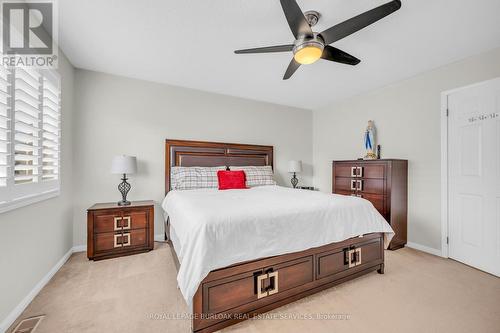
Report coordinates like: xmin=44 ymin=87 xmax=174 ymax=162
xmin=171 ymin=166 xmax=226 ymax=190
xmin=229 ymin=165 xmax=276 ymax=187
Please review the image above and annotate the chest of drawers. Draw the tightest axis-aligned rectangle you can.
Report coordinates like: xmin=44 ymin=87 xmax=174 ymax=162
xmin=87 ymin=201 xmax=154 ymax=260
xmin=332 ymin=159 xmax=408 ymax=250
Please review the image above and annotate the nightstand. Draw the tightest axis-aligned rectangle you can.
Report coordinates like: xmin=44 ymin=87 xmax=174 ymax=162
xmin=87 ymin=200 xmax=154 ymax=260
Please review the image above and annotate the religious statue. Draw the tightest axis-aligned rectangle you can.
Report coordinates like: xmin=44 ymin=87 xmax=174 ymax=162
xmin=363 ymin=120 xmax=377 ymax=160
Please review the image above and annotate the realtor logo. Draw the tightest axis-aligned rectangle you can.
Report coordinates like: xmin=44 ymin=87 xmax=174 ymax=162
xmin=0 ymin=0 xmax=58 ymax=68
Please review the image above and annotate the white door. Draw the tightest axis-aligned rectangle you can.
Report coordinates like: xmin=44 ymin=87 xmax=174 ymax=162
xmin=448 ymin=78 xmax=500 ymax=277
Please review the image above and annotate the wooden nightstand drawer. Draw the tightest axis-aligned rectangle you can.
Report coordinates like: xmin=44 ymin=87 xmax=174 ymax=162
xmin=94 ymin=229 xmax=148 ymax=253
xmin=122 ymin=211 xmax=147 ymax=230
xmin=87 ymin=201 xmax=154 ymax=260
xmin=94 ymin=213 xmax=120 ymax=233
xmin=94 ymin=210 xmax=148 ymax=233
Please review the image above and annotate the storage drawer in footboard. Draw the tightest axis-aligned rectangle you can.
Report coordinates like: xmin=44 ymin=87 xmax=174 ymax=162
xmin=202 ymin=256 xmax=313 ymax=315
xmin=316 ymin=236 xmax=383 ymax=281
xmin=196 ymin=255 xmax=313 ymax=331
xmin=193 ymin=233 xmax=384 ymax=333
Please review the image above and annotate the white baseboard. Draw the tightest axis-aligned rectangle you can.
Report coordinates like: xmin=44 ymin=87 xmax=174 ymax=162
xmin=154 ymin=233 xmax=165 ymax=242
xmin=406 ymin=242 xmax=443 ymax=257
xmin=72 ymin=244 xmax=87 ymax=253
xmin=0 ymin=247 xmax=74 ymax=333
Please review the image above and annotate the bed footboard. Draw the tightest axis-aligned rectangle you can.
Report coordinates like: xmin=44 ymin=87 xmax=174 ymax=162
xmin=191 ymin=232 xmax=384 ymax=333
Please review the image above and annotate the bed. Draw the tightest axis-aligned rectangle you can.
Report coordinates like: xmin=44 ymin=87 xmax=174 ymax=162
xmin=163 ymin=139 xmax=394 ymax=333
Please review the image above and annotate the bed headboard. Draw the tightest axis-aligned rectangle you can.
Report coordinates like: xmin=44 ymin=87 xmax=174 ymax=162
xmin=165 ymin=139 xmax=273 ymax=194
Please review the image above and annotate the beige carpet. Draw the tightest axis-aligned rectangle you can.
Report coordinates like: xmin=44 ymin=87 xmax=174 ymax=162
xmin=8 ymin=243 xmax=500 ymax=333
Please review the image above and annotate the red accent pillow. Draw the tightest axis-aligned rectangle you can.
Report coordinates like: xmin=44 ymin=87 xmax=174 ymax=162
xmin=217 ymin=170 xmax=247 ymax=190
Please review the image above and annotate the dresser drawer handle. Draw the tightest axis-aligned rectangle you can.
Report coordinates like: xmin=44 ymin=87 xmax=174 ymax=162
xmin=122 ymin=216 xmax=131 ymax=230
xmin=122 ymin=233 xmax=131 ymax=246
xmin=114 ymin=234 xmax=122 ymax=248
xmin=350 ymin=167 xmax=357 ymax=177
xmin=357 ymin=180 xmax=363 ymax=191
xmin=357 ymin=166 xmax=363 ymax=177
xmin=114 ymin=217 xmax=121 ymax=231
xmin=350 ymin=179 xmax=357 ymax=190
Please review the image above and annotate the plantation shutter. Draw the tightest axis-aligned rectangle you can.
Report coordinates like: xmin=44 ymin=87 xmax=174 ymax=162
xmin=0 ymin=68 xmax=61 ymax=212
xmin=41 ymin=76 xmax=60 ymax=180
xmin=14 ymin=68 xmax=42 ymax=184
xmin=0 ymin=67 xmax=11 ymax=193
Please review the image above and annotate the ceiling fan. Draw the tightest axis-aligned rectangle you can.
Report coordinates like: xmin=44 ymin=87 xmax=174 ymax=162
xmin=234 ymin=0 xmax=401 ymax=80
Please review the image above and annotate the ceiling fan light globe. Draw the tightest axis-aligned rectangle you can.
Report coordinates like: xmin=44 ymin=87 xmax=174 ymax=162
xmin=293 ymin=45 xmax=323 ymax=65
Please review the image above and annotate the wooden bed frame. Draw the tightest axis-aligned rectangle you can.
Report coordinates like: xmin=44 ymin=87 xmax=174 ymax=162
xmin=164 ymin=139 xmax=385 ymax=333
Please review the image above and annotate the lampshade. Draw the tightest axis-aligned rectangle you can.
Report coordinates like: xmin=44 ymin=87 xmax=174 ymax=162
xmin=288 ymin=160 xmax=302 ymax=173
xmin=111 ymin=155 xmax=137 ymax=174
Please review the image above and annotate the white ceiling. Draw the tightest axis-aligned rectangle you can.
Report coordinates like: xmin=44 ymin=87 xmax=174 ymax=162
xmin=59 ymin=0 xmax=500 ymax=110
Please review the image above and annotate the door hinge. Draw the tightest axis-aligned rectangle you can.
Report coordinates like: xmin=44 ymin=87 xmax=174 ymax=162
xmin=446 ymin=237 xmax=449 ymax=244
xmin=446 ymin=109 xmax=449 ymax=117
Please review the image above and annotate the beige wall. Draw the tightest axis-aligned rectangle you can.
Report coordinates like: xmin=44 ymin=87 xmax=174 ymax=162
xmin=313 ymin=47 xmax=500 ymax=251
xmin=72 ymin=70 xmax=313 ymax=246
xmin=0 ymin=53 xmax=75 ymax=326
xmin=3 ymin=43 xmax=499 ymax=329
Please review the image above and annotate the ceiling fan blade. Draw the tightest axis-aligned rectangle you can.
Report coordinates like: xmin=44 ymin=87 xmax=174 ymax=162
xmin=280 ymin=0 xmax=313 ymax=39
xmin=321 ymin=46 xmax=361 ymax=65
xmin=234 ymin=44 xmax=294 ymax=54
xmin=283 ymin=58 xmax=301 ymax=80
xmin=319 ymin=0 xmax=401 ymax=45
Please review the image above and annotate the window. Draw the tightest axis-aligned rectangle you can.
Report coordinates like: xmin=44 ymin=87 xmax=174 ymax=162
xmin=0 ymin=67 xmax=61 ymax=213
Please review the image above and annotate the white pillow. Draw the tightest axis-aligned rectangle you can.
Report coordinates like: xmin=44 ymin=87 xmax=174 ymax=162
xmin=229 ymin=165 xmax=276 ymax=187
xmin=171 ymin=166 xmax=226 ymax=190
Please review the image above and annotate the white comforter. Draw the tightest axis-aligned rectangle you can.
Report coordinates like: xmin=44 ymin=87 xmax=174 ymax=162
xmin=162 ymin=185 xmax=394 ymax=305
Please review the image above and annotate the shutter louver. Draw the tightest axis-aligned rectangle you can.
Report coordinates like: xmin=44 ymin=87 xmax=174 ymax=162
xmin=0 ymin=67 xmax=11 ymax=188
xmin=0 ymin=67 xmax=60 ymax=212
xmin=14 ymin=68 xmax=42 ymax=184
xmin=42 ymin=77 xmax=60 ymax=180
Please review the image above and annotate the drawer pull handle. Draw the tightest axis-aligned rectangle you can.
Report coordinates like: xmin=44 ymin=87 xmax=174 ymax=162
xmin=114 ymin=217 xmax=121 ymax=231
xmin=357 ymin=167 xmax=363 ymax=177
xmin=114 ymin=234 xmax=121 ymax=248
xmin=256 ymin=271 xmax=279 ymax=299
xmin=350 ymin=180 xmax=357 ymax=190
xmin=122 ymin=233 xmax=131 ymax=247
xmin=114 ymin=216 xmax=131 ymax=230
xmin=351 ymin=167 xmax=357 ymax=177
xmin=268 ymin=271 xmax=279 ymax=296
xmin=348 ymin=248 xmax=363 ymax=268
xmin=122 ymin=216 xmax=131 ymax=230
xmin=257 ymin=274 xmax=267 ymax=299
xmin=357 ymin=180 xmax=363 ymax=191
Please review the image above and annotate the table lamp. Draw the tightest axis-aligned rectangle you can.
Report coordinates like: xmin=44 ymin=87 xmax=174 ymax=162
xmin=288 ymin=160 xmax=302 ymax=188
xmin=111 ymin=155 xmax=137 ymax=206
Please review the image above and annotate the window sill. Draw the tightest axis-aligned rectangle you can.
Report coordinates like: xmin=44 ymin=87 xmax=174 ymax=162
xmin=0 ymin=190 xmax=60 ymax=214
